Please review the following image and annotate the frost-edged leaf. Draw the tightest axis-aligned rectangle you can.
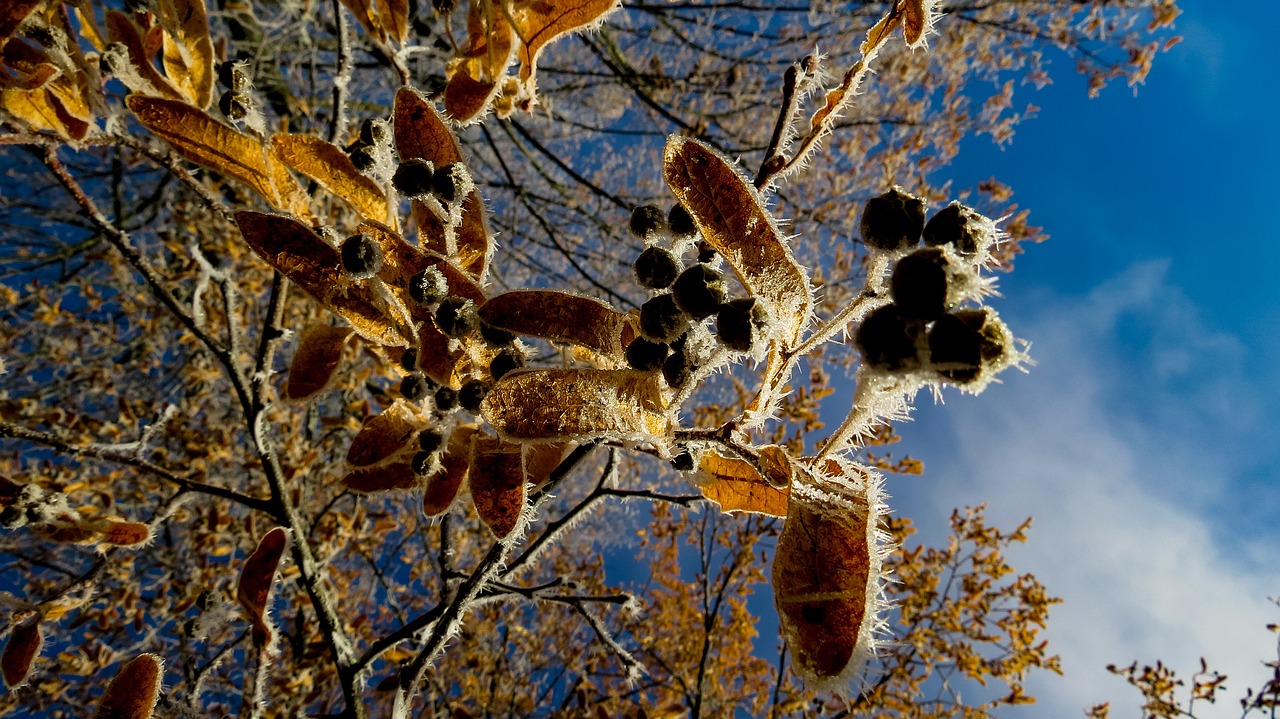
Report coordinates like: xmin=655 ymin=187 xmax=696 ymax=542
xmin=423 ymin=425 xmax=477 ymax=516
xmin=663 ymin=136 xmax=813 ymax=346
xmin=130 ymin=97 xmax=309 ymax=216
xmin=696 ymin=448 xmax=790 ymax=517
xmin=0 ymin=86 xmax=88 ymax=140
xmin=415 ymin=315 xmax=465 ymax=387
xmin=900 ymin=0 xmax=937 ymax=48
xmin=271 ymin=134 xmax=388 ymax=221
xmin=338 ymin=0 xmax=388 ymax=43
xmin=0 ymin=1 xmax=40 ymax=41
xmin=1 ymin=618 xmax=41 ymax=689
xmin=106 ymin=11 xmax=186 ymax=101
xmin=234 ymin=211 xmax=409 ymax=346
xmin=98 ymin=520 xmax=152 ymax=547
xmin=156 ymin=0 xmax=215 ymax=107
xmin=470 ymin=436 xmax=526 ymax=540
xmin=523 ymin=441 xmax=571 ymax=489
xmin=91 ymin=653 xmax=163 ymax=719
xmin=481 ymin=369 xmax=669 ymax=443
xmin=443 ymin=1 xmax=515 ymax=125
xmin=237 ymin=527 xmax=288 ymax=648
xmin=286 ymin=324 xmax=353 ymax=401
xmin=511 ymin=0 xmax=618 ymax=95
xmin=342 ymin=462 xmax=418 ymax=493
xmin=357 ymin=220 xmax=486 ymax=308
xmin=478 ymin=290 xmax=631 ymax=357
xmin=347 ymin=403 xmax=420 ymax=467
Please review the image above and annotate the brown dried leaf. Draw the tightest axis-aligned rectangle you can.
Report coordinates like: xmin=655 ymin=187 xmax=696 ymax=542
xmin=338 ymin=0 xmax=388 ymax=43
xmin=357 ymin=220 xmax=487 ymax=311
xmin=129 ymin=97 xmax=309 ymax=217
xmin=444 ymin=71 xmax=500 ymax=127
xmin=423 ymin=425 xmax=477 ymax=516
xmin=663 ymin=136 xmax=813 ymax=346
xmin=106 ymin=11 xmax=185 ymax=101
xmin=479 ymin=290 xmax=630 ymax=357
xmin=0 ymin=0 xmax=40 ymax=41
xmin=347 ymin=403 xmax=420 ymax=467
xmin=444 ymin=0 xmax=515 ymax=124
xmin=271 ymin=134 xmax=388 ymax=221
xmin=470 ymin=436 xmax=526 ymax=540
xmin=92 ymin=654 xmax=163 ymax=719
xmin=481 ymin=369 xmax=669 ymax=442
xmin=156 ymin=0 xmax=214 ymax=107
xmin=234 ymin=211 xmax=408 ymax=346
xmin=377 ymin=0 xmax=409 ymax=44
xmin=415 ymin=315 xmax=466 ymax=386
xmin=342 ymin=462 xmax=419 ymax=493
xmin=98 ymin=520 xmax=152 ymax=547
xmin=511 ymin=0 xmax=618 ymax=94
xmin=902 ymin=0 xmax=928 ymax=47
xmin=696 ymin=450 xmax=789 ymax=517
xmin=237 ymin=527 xmax=288 ymax=648
xmin=523 ymin=441 xmax=571 ymax=488
xmin=1 ymin=619 xmax=41 ymax=689
xmin=285 ymin=324 xmax=353 ymax=401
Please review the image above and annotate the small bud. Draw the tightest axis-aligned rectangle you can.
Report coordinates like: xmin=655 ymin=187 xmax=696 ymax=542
xmin=696 ymin=241 xmax=717 ymax=264
xmin=716 ymin=297 xmax=769 ymax=352
xmin=418 ymin=429 xmax=445 ymax=454
xmin=639 ymin=294 xmax=687 ymax=343
xmin=662 ymin=347 xmax=693 ymax=387
xmin=855 ymin=305 xmax=924 ymax=372
xmin=400 ymin=348 xmax=418 ymax=372
xmin=672 ymin=264 xmax=726 ymax=319
xmin=458 ymin=379 xmax=491 ymax=413
xmin=408 ymin=266 xmax=449 ymax=307
xmin=435 ymin=297 xmax=478 ymax=337
xmin=629 ymin=205 xmax=667 ymax=239
xmin=923 ymin=201 xmax=987 ymax=257
xmin=392 ymin=158 xmax=435 ymax=198
xmin=668 ymin=204 xmax=697 ymax=240
xmin=861 ymin=186 xmax=926 ymax=252
xmin=489 ymin=348 xmax=525 ymax=380
xmin=625 ymin=338 xmax=669 ymax=372
xmin=341 ymin=233 xmax=384 ymax=280
xmin=217 ymin=60 xmax=250 ymax=92
xmin=891 ymin=248 xmax=951 ymax=321
xmin=400 ymin=374 xmax=432 ymax=402
xmin=432 ymin=162 xmax=468 ymax=203
xmin=634 ymin=246 xmax=680 ymax=290
xmin=433 ymin=385 xmax=457 ymax=412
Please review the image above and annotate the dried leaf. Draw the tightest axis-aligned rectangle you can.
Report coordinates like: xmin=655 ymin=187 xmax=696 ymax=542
xmin=444 ymin=71 xmax=500 ymax=127
xmin=106 ymin=11 xmax=185 ymax=101
xmin=902 ymin=0 xmax=929 ymax=47
xmin=156 ymin=0 xmax=215 ymax=107
xmin=423 ymin=425 xmax=477 ymax=516
xmin=286 ymin=324 xmax=353 ymax=401
xmin=481 ymin=369 xmax=669 ymax=443
xmin=0 ymin=1 xmax=41 ymax=41
xmin=478 ymin=290 xmax=631 ymax=357
xmin=234 ymin=211 xmax=409 ymax=346
xmin=237 ymin=527 xmax=288 ymax=648
xmin=377 ymin=0 xmax=409 ymax=44
xmin=130 ymin=97 xmax=309 ymax=217
xmin=444 ymin=0 xmax=515 ymax=124
xmin=696 ymin=448 xmax=790 ymax=517
xmin=271 ymin=134 xmax=388 ymax=221
xmin=415 ymin=315 xmax=466 ymax=386
xmin=342 ymin=462 xmax=419 ymax=493
xmin=339 ymin=0 xmax=388 ymax=43
xmin=347 ymin=403 xmax=420 ymax=467
xmin=470 ymin=436 xmax=526 ymax=540
xmin=663 ymin=136 xmax=813 ymax=346
xmin=98 ymin=520 xmax=152 ymax=547
xmin=511 ymin=0 xmax=618 ymax=95
xmin=523 ymin=441 xmax=571 ymax=488
xmin=0 ymin=87 xmax=87 ymax=140
xmin=357 ymin=220 xmax=487 ymax=310
xmin=91 ymin=654 xmax=163 ymax=719
xmin=1 ymin=618 xmax=42 ymax=689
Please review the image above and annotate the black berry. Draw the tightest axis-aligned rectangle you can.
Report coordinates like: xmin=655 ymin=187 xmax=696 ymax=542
xmin=855 ymin=305 xmax=923 ymax=372
xmin=923 ymin=201 xmax=985 ymax=257
xmin=634 ymin=246 xmax=680 ymax=290
xmin=219 ymin=90 xmax=249 ymax=122
xmin=489 ymin=348 xmax=525 ymax=380
xmin=408 ymin=266 xmax=449 ymax=307
xmin=412 ymin=451 xmax=437 ymax=475
xmin=662 ymin=347 xmax=693 ymax=387
xmin=626 ymin=338 xmax=669 ymax=372
xmin=348 ymin=144 xmax=376 ymax=173
xmin=400 ymin=348 xmax=419 ymax=372
xmin=433 ymin=385 xmax=457 ymax=412
xmin=401 ymin=374 xmax=431 ymax=402
xmin=716 ymin=297 xmax=769 ymax=352
xmin=431 ymin=0 xmax=456 ymax=14
xmin=393 ymin=158 xmax=435 ymax=198
xmin=341 ymin=233 xmax=383 ymax=280
xmin=629 ymin=205 xmax=667 ymax=239
xmin=639 ymin=294 xmax=686 ymax=343
xmin=891 ymin=248 xmax=950 ymax=321
xmin=359 ymin=118 xmax=389 ymax=146
xmin=668 ymin=204 xmax=697 ymax=240
xmin=435 ymin=297 xmax=478 ymax=337
xmin=860 ymin=186 xmax=925 ymax=252
xmin=418 ymin=429 xmax=445 ymax=454
xmin=670 ymin=449 xmax=695 ymax=472
xmin=952 ymin=309 xmax=1010 ymax=364
xmin=458 ymin=379 xmax=491 ymax=413
xmin=432 ymin=162 xmax=467 ymax=202
xmin=928 ymin=313 xmax=983 ymax=383
xmin=696 ymin=241 xmax=716 ymax=264
xmin=672 ymin=264 xmax=726 ymax=319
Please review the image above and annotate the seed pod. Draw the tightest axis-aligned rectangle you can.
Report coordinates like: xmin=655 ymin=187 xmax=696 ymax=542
xmin=672 ymin=264 xmax=726 ymax=319
xmin=217 ymin=60 xmax=251 ymax=91
xmin=928 ymin=313 xmax=982 ymax=383
xmin=431 ymin=0 xmax=456 ymax=15
xmin=359 ymin=118 xmax=390 ymax=146
xmin=435 ymin=297 xmax=478 ymax=337
xmin=855 ymin=305 xmax=923 ymax=372
xmin=433 ymin=385 xmax=457 ymax=412
xmin=400 ymin=348 xmax=419 ymax=372
xmin=432 ymin=162 xmax=467 ymax=203
xmin=640 ymin=294 xmax=687 ymax=343
xmin=458 ymin=379 xmax=491 ymax=413
xmin=891 ymin=248 xmax=950 ymax=321
xmin=418 ymin=429 xmax=445 ymax=454
xmin=348 ymin=143 xmax=377 ymax=173
xmin=489 ymin=348 xmax=525 ymax=380
xmin=392 ymin=158 xmax=435 ymax=197
xmin=411 ymin=451 xmax=438 ymax=476
xmin=219 ymin=90 xmax=250 ymax=122
xmin=952 ymin=309 xmax=1012 ymax=364
xmin=341 ymin=233 xmax=384 ymax=280
xmin=408 ymin=266 xmax=449 ymax=307
xmin=401 ymin=374 xmax=432 ymax=402
xmin=662 ymin=347 xmax=693 ymax=387
xmin=860 ymin=186 xmax=926 ymax=252
xmin=629 ymin=205 xmax=667 ymax=239
xmin=696 ymin=241 xmax=716 ymax=264
xmin=716 ymin=297 xmax=770 ymax=352
xmin=668 ymin=204 xmax=697 ymax=240
xmin=626 ymin=338 xmax=669 ymax=372
xmin=634 ymin=246 xmax=680 ymax=290
xmin=923 ymin=201 xmax=986 ymax=257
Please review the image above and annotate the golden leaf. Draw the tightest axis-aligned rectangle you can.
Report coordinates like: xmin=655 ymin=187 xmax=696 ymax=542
xmin=356 ymin=220 xmax=487 ymax=312
xmin=902 ymin=0 xmax=928 ymax=46
xmin=1 ymin=618 xmax=41 ymax=689
xmin=663 ymin=136 xmax=813 ymax=346
xmin=0 ymin=87 xmax=87 ymax=140
xmin=481 ymin=369 xmax=669 ymax=442
xmin=97 ymin=520 xmax=152 ymax=547
xmin=696 ymin=449 xmax=790 ymax=517
xmin=378 ymin=0 xmax=409 ymax=44
xmin=130 ymin=97 xmax=309 ymax=217
xmin=478 ymin=290 xmax=631 ymax=357
xmin=523 ymin=441 xmax=571 ymax=488
xmin=423 ymin=425 xmax=477 ymax=516
xmin=342 ymin=462 xmax=419 ymax=493
xmin=443 ymin=0 xmax=515 ymax=124
xmin=444 ymin=71 xmax=500 ymax=127
xmin=156 ymin=0 xmax=214 ymax=107
xmin=91 ymin=654 xmax=163 ymax=719
xmin=511 ymin=0 xmax=618 ymax=95
xmin=271 ymin=134 xmax=388 ymax=222
xmin=346 ymin=403 xmax=420 ymax=467
xmin=414 ymin=314 xmax=466 ymax=386
xmin=237 ymin=527 xmax=288 ymax=648
xmin=234 ymin=211 xmax=409 ymax=346
xmin=338 ymin=0 xmax=388 ymax=44
xmin=470 ymin=436 xmax=526 ymax=540
xmin=106 ymin=11 xmax=186 ymax=101
xmin=285 ymin=324 xmax=353 ymax=401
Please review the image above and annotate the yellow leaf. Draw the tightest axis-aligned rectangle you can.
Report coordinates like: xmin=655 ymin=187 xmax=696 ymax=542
xmin=696 ymin=448 xmax=790 ymax=517
xmin=511 ymin=0 xmax=619 ymax=96
xmin=444 ymin=0 xmax=515 ymax=124
xmin=106 ymin=10 xmax=186 ymax=101
xmin=377 ymin=0 xmax=409 ymax=44
xmin=156 ymin=0 xmax=215 ymax=107
xmin=0 ymin=87 xmax=84 ymax=140
xmin=481 ymin=368 xmax=669 ymax=443
xmin=271 ymin=134 xmax=388 ymax=222
xmin=97 ymin=520 xmax=153 ymax=547
xmin=285 ymin=324 xmax=353 ymax=401
xmin=470 ymin=435 xmax=527 ymax=540
xmin=478 ymin=290 xmax=633 ymax=357
xmin=92 ymin=654 xmax=163 ymax=719
xmin=338 ymin=0 xmax=388 ymax=44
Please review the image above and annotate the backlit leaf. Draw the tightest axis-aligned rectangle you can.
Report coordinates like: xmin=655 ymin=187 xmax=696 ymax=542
xmin=98 ymin=520 xmax=152 ymax=547
xmin=347 ymin=403 xmax=420 ymax=467
xmin=342 ymin=462 xmax=419 ymax=493
xmin=237 ymin=527 xmax=288 ymax=648
xmin=523 ymin=441 xmax=571 ymax=489
xmin=414 ymin=315 xmax=466 ymax=387
xmin=156 ymin=0 xmax=214 ymax=107
xmin=470 ymin=436 xmax=526 ymax=540
xmin=481 ymin=369 xmax=669 ymax=443
xmin=696 ymin=448 xmax=790 ymax=517
xmin=0 ymin=87 xmax=87 ymax=140
xmin=1 ymin=618 xmax=41 ymax=689
xmin=105 ymin=11 xmax=186 ymax=101
xmin=286 ymin=324 xmax=353 ymax=401
xmin=478 ymin=290 xmax=631 ymax=357
xmin=902 ymin=0 xmax=933 ymax=48
xmin=271 ymin=134 xmax=388 ymax=221
xmin=423 ymin=425 xmax=477 ymax=516
xmin=511 ymin=0 xmax=619 ymax=96
xmin=443 ymin=0 xmax=515 ymax=124
xmin=91 ymin=654 xmax=163 ymax=719
xmin=338 ymin=0 xmax=388 ymax=43
xmin=357 ymin=220 xmax=487 ymax=309
xmin=0 ymin=1 xmax=40 ymax=41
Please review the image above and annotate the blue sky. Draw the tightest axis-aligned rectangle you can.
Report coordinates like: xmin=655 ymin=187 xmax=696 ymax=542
xmin=880 ymin=0 xmax=1279 ymax=713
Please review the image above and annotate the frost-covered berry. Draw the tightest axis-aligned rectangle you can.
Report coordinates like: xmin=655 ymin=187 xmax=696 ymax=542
xmin=696 ymin=241 xmax=717 ymax=264
xmin=401 ymin=373 xmax=432 ymax=402
xmin=412 ymin=451 xmax=438 ymax=476
xmin=418 ymin=429 xmax=445 ymax=454
xmin=219 ymin=90 xmax=249 ymax=122
xmin=348 ymin=144 xmax=376 ymax=173
xmin=716 ymin=297 xmax=769 ymax=352
xmin=670 ymin=448 xmax=695 ymax=472
xmin=341 ymin=233 xmax=383 ymax=280
xmin=359 ymin=118 xmax=389 ymax=147
xmin=891 ymin=248 xmax=951 ymax=321
xmin=400 ymin=348 xmax=418 ymax=372
xmin=672 ymin=264 xmax=726 ymax=319
xmin=634 ymin=246 xmax=680 ymax=290
xmin=408 ymin=266 xmax=449 ymax=307
xmin=860 ymin=186 xmax=926 ymax=252
xmin=433 ymin=385 xmax=457 ymax=412
xmin=393 ymin=159 xmax=435 ymax=198
xmin=928 ymin=313 xmax=983 ymax=383
xmin=489 ymin=348 xmax=525 ymax=380
xmin=479 ymin=321 xmax=516 ymax=347
xmin=855 ymin=305 xmax=923 ymax=371
xmin=435 ymin=297 xmax=478 ymax=337
xmin=629 ymin=205 xmax=667 ymax=239
xmin=952 ymin=309 xmax=1012 ymax=364
xmin=458 ymin=379 xmax=491 ymax=413
xmin=923 ymin=201 xmax=986 ymax=257
xmin=626 ymin=338 xmax=669 ymax=372
xmin=432 ymin=162 xmax=467 ymax=203
xmin=662 ymin=347 xmax=693 ymax=387
xmin=640 ymin=294 xmax=687 ymax=343
xmin=668 ymin=204 xmax=697 ymax=240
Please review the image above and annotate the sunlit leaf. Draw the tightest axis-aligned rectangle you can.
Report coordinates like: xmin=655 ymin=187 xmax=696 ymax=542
xmin=481 ymin=369 xmax=669 ymax=443
xmin=0 ymin=86 xmax=87 ymax=140
xmin=0 ymin=0 xmax=40 ymax=41
xmin=237 ymin=527 xmax=288 ymax=648
xmin=470 ymin=435 xmax=526 ymax=540
xmin=271 ymin=134 xmax=388 ymax=221
xmin=378 ymin=0 xmax=409 ymax=44
xmin=696 ymin=448 xmax=790 ymax=517
xmin=347 ymin=403 xmax=420 ymax=467
xmin=443 ymin=0 xmax=515 ymax=124
xmin=523 ymin=441 xmax=571 ymax=489
xmin=156 ymin=0 xmax=215 ymax=107
xmin=423 ymin=425 xmax=477 ymax=516
xmin=285 ymin=324 xmax=353 ymax=401
xmin=478 ymin=290 xmax=632 ymax=357
xmin=357 ymin=220 xmax=487 ymax=309
xmin=91 ymin=654 xmax=163 ymax=719
xmin=338 ymin=0 xmax=387 ymax=43
xmin=1 ymin=618 xmax=41 ymax=689
xmin=106 ymin=11 xmax=186 ymax=101
xmin=97 ymin=520 xmax=152 ymax=547
xmin=511 ymin=0 xmax=618 ymax=96
xmin=342 ymin=462 xmax=419 ymax=493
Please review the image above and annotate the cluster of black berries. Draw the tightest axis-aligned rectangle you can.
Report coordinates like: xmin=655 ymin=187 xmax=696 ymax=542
xmin=388 ymin=156 xmax=470 ymax=204
xmin=216 ymin=60 xmax=252 ymax=123
xmin=624 ymin=204 xmax=771 ymax=388
xmin=855 ymin=189 xmax=1010 ymax=385
xmin=348 ymin=118 xmax=390 ymax=173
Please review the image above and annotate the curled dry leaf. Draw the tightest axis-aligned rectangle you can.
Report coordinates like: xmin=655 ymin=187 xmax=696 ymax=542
xmin=1 ymin=618 xmax=42 ymax=689
xmin=91 ymin=653 xmax=163 ymax=719
xmin=511 ymin=0 xmax=619 ymax=96
xmin=156 ymin=0 xmax=215 ymax=108
xmin=271 ymin=134 xmax=388 ymax=222
xmin=415 ymin=315 xmax=466 ymax=387
xmin=347 ymin=403 xmax=421 ymax=467
xmin=234 ymin=211 xmax=409 ymax=346
xmin=286 ymin=324 xmax=354 ymax=401
xmin=470 ymin=436 xmax=526 ymax=540
xmin=901 ymin=0 xmax=935 ymax=48
xmin=695 ymin=448 xmax=790 ymax=517
xmin=106 ymin=11 xmax=186 ymax=101
xmin=523 ymin=441 xmax=572 ymax=489
xmin=444 ymin=0 xmax=515 ymax=124
xmin=237 ymin=527 xmax=288 ymax=648
xmin=97 ymin=520 xmax=152 ymax=547
xmin=478 ymin=290 xmax=631 ymax=357
xmin=342 ymin=462 xmax=419 ymax=493
xmin=481 ymin=369 xmax=670 ymax=443
xmin=663 ymin=136 xmax=813 ymax=347
xmin=130 ymin=98 xmax=309 ymax=217
xmin=424 ymin=425 xmax=478 ymax=516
